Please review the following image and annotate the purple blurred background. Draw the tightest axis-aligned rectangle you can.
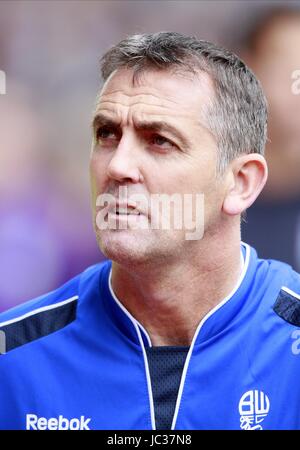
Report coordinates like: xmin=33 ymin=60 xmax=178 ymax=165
xmin=0 ymin=0 xmax=300 ymax=312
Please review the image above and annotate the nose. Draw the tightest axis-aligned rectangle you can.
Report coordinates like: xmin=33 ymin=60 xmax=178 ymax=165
xmin=106 ymin=135 xmax=144 ymax=184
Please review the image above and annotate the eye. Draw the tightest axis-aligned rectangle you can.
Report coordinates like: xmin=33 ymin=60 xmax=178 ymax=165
xmin=96 ymin=126 xmax=118 ymax=141
xmin=150 ymin=134 xmax=176 ymax=151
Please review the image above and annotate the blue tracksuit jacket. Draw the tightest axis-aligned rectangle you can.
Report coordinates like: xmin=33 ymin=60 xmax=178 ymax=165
xmin=1 ymin=242 xmax=300 ymax=430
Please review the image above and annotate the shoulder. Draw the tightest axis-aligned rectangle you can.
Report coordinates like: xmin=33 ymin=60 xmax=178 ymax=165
xmin=0 ymin=260 xmax=111 ymax=354
xmin=241 ymin=243 xmax=300 ymax=326
xmin=253 ymin=249 xmax=300 ymax=327
xmin=0 ymin=260 xmax=110 ymax=323
xmin=271 ymin=266 xmax=300 ymax=327
xmin=0 ymin=275 xmax=79 ymax=328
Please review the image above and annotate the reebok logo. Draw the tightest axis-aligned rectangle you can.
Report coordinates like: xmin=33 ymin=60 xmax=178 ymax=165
xmin=26 ymin=414 xmax=91 ymax=430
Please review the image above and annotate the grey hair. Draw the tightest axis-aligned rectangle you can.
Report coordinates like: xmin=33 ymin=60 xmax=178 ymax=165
xmin=100 ymin=31 xmax=268 ymax=173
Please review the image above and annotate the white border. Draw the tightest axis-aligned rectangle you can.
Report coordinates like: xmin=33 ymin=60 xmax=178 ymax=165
xmin=108 ymin=272 xmax=156 ymax=430
xmin=0 ymin=296 xmax=79 ymax=328
xmin=281 ymin=286 xmax=300 ymax=300
xmin=108 ymin=272 xmax=152 ymax=347
xmin=171 ymin=242 xmax=251 ymax=429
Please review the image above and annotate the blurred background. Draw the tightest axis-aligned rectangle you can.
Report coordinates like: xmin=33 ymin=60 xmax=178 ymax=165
xmin=0 ymin=0 xmax=300 ymax=312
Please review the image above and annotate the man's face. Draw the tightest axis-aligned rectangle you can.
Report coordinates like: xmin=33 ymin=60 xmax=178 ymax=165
xmin=90 ymin=67 xmax=225 ymax=265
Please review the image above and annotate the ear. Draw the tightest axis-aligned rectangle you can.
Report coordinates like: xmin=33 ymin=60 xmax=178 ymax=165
xmin=222 ymin=154 xmax=268 ymax=216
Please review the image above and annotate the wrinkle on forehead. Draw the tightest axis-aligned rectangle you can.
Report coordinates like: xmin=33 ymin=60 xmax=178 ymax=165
xmin=95 ymin=67 xmax=215 ymax=130
xmin=99 ymin=66 xmax=213 ymax=102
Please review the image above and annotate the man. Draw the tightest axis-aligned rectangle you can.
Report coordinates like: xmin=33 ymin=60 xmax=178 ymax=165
xmin=0 ymin=32 xmax=300 ymax=431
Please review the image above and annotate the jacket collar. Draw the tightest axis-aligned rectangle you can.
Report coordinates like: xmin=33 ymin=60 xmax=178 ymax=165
xmin=100 ymin=242 xmax=256 ymax=348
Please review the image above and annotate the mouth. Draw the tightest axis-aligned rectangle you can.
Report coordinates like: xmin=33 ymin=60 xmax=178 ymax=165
xmin=107 ymin=206 xmax=144 ymax=228
xmin=109 ymin=202 xmax=143 ymax=216
xmin=115 ymin=207 xmax=141 ymax=216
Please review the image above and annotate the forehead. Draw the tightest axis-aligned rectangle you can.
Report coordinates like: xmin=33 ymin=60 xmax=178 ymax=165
xmin=95 ymin=67 xmax=215 ymax=122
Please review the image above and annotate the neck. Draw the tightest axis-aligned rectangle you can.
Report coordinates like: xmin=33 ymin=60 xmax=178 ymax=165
xmin=111 ymin=224 xmax=243 ymax=346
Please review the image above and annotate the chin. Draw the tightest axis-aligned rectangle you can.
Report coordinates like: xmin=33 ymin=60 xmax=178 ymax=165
xmin=97 ymin=230 xmax=151 ymax=266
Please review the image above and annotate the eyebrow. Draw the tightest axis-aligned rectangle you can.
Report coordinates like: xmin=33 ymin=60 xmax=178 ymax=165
xmin=92 ymin=113 xmax=191 ymax=148
xmin=92 ymin=114 xmax=118 ymax=131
